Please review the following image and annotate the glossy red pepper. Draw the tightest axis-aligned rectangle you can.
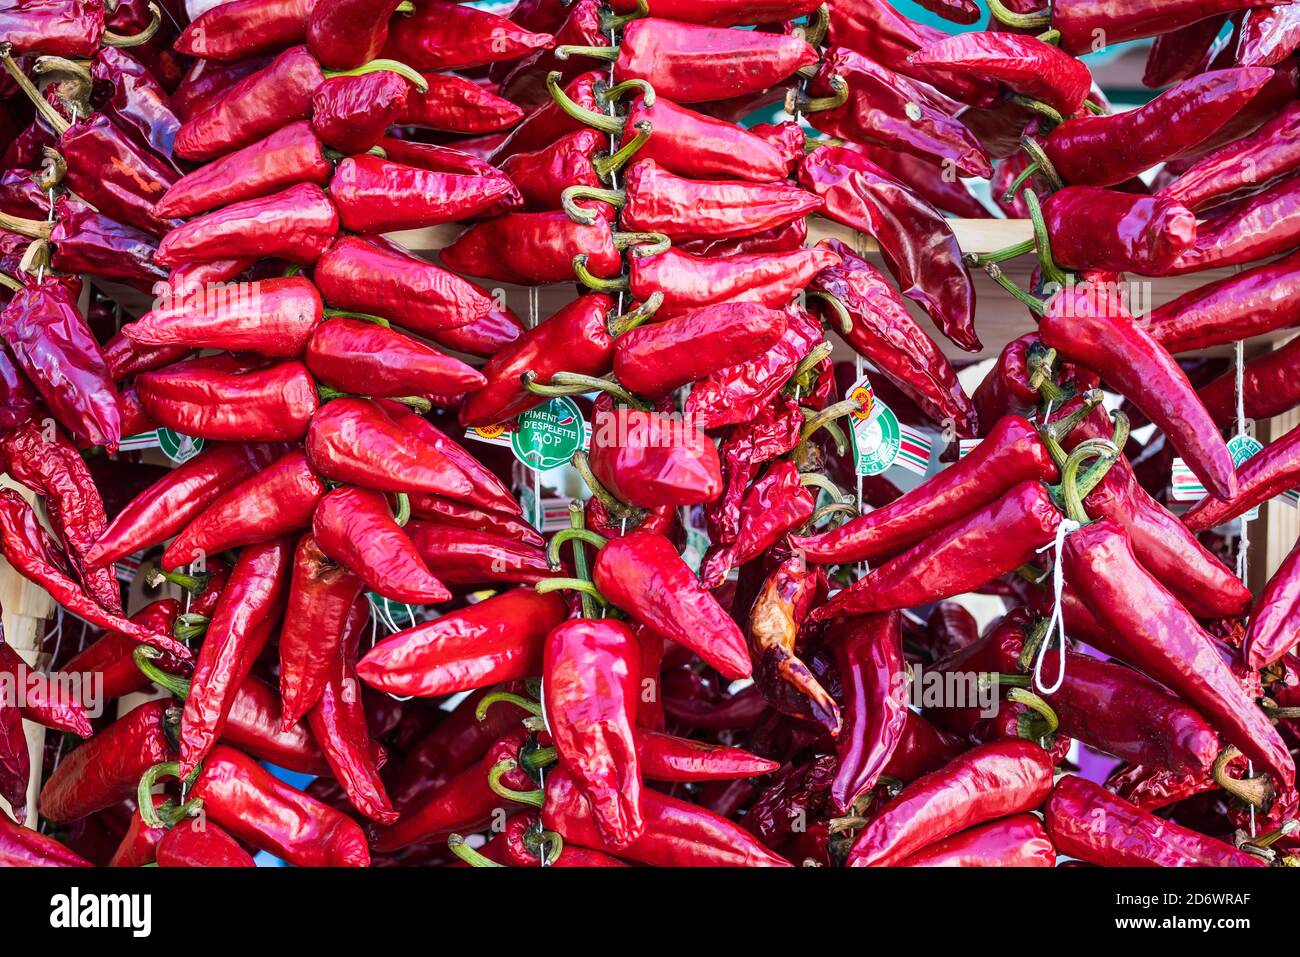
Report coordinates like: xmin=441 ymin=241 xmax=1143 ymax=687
xmin=57 ymin=599 xmax=183 ymax=701
xmin=1062 ymin=519 xmax=1294 ymax=788
xmin=1005 ymin=0 xmax=1273 ymax=56
xmin=306 ymin=318 xmax=484 ymax=402
xmin=382 ymin=0 xmax=552 ymax=71
xmin=794 ymin=416 xmax=1057 ymax=564
xmin=329 ymin=154 xmax=515 ymax=233
xmin=313 ymin=485 xmax=450 ymax=605
xmin=442 ymin=209 xmax=626 ymax=284
xmin=161 ymin=449 xmax=324 ymax=571
xmin=0 ymin=277 xmax=118 ymax=449
xmin=155 ymin=183 xmax=338 ymax=267
xmin=702 ymin=462 xmax=815 ymax=588
xmin=1163 ymin=174 xmax=1300 ymax=274
xmin=1200 ymin=339 xmax=1300 ymax=430
xmin=85 ymin=442 xmax=278 ymax=568
xmin=0 ymin=489 xmax=188 ymax=658
xmin=846 ymin=739 xmax=1054 ymax=867
xmin=406 ymin=521 xmax=553 ymax=586
xmin=804 ymin=47 xmax=992 ymax=179
xmin=489 ymin=71 xmax=606 ymax=162
xmin=911 ymin=32 xmax=1091 ymax=117
xmin=358 ymin=589 xmax=566 ymax=697
xmin=0 ymin=639 xmax=92 ymax=736
xmin=800 ymin=145 xmax=979 ymax=352
xmin=1143 ymin=16 xmax=1228 ymax=87
xmin=0 ymin=811 xmax=89 ymax=866
xmin=399 ymin=73 xmax=524 ymax=133
xmin=588 ymin=399 xmax=723 ymax=508
xmin=315 ymin=235 xmax=496 ymax=335
xmin=177 ymin=0 xmax=314 ymax=61
xmin=137 ymin=356 xmax=319 ymax=442
xmin=123 ymin=276 xmax=322 ymax=358
xmin=307 ymin=0 xmax=403 ymax=69
xmin=1240 ymin=5 xmax=1300 ymax=65
xmin=895 ymin=813 xmax=1057 ymax=867
xmin=1161 ymin=103 xmax=1300 ymax=211
xmin=410 ymin=495 xmax=542 ymax=547
xmin=109 ymin=795 xmax=167 ymax=867
xmin=179 ymin=537 xmax=293 ymax=776
xmin=156 ymin=818 xmax=255 ymax=868
xmin=1040 ymin=187 xmax=1197 ymax=275
xmin=1040 ymin=283 xmax=1236 ymax=501
xmin=541 ymin=762 xmax=791 ymax=866
xmin=1044 ymin=774 xmax=1264 ymax=866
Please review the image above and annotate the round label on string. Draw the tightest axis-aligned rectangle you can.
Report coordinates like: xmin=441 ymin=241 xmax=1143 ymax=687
xmin=1229 ymin=434 xmax=1263 ymax=521
xmin=846 ymin=374 xmax=900 ymax=476
xmin=510 ymin=397 xmax=585 ymax=472
xmin=156 ymin=428 xmax=204 ymax=464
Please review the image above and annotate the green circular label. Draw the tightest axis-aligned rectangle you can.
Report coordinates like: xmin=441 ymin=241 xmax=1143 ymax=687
xmin=157 ymin=428 xmax=204 ymax=464
xmin=1228 ymin=434 xmax=1263 ymax=467
xmin=511 ymin=397 xmax=585 ymax=472
xmin=852 ymin=404 xmax=902 ymax=476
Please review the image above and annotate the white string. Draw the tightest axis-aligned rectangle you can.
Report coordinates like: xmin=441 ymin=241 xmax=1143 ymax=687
xmin=1233 ymin=335 xmax=1257 ymax=837
xmin=1032 ymin=518 xmax=1081 ymax=695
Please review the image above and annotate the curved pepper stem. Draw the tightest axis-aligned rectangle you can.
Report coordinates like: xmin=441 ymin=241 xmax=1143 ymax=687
xmin=573 ymin=253 xmax=630 ymax=292
xmin=1007 ymin=687 xmax=1059 ymax=739
xmin=786 ymin=74 xmax=848 ymax=116
xmin=536 ymin=577 xmax=610 ymax=607
xmin=561 ymin=184 xmax=626 ymax=226
xmin=145 ymin=567 xmax=208 ymax=596
xmin=799 ymin=406 xmax=850 ymax=459
xmin=806 ymin=290 xmax=854 ymax=336
xmin=523 ymin=824 xmax=565 ymax=866
xmin=32 ymin=56 xmax=93 ymax=98
xmin=0 ymin=209 xmax=52 ymax=241
xmin=799 ymin=472 xmax=848 ymax=503
xmin=554 ymin=44 xmax=620 ymax=63
xmin=325 ymin=58 xmax=429 ymax=94
xmin=447 ymin=833 xmax=505 ymax=867
xmin=986 ymin=0 xmax=1050 ymax=30
xmin=1213 ymin=745 xmax=1275 ymax=810
xmin=1019 ymin=136 xmax=1064 ymax=192
xmin=606 ymin=291 xmax=664 ymax=336
xmin=546 ymin=71 xmax=623 ymax=135
xmin=1242 ymin=819 xmax=1299 ymax=852
xmin=570 ymin=451 xmax=648 ymax=535
xmin=391 ymin=492 xmax=411 ymax=527
xmin=0 ymin=272 xmax=21 ymax=293
xmin=173 ymin=613 xmax=210 ymax=643
xmin=1006 ymin=92 xmax=1064 ymax=128
xmin=133 ymin=646 xmax=191 ymax=701
xmin=519 ymin=744 xmax=559 ymax=774
xmin=600 ymin=0 xmax=649 ymax=32
xmin=322 ymin=308 xmax=391 ymax=327
xmin=1023 ymin=188 xmax=1069 ymax=291
xmin=801 ymin=3 xmax=831 ymax=49
xmin=39 ymin=147 xmax=65 ymax=191
xmin=102 ymin=2 xmax=163 ymax=47
xmin=0 ymin=45 xmax=71 ymax=135
xmin=1074 ymin=411 xmax=1129 ymax=500
xmin=563 ymin=501 xmax=599 ymax=619
xmin=1058 ymin=438 xmax=1118 ymax=524
xmin=593 ymin=120 xmax=652 ymax=181
xmin=1038 ymin=388 xmax=1104 ymax=464
xmin=546 ymin=527 xmax=610 ymax=570
xmin=802 ymin=502 xmax=859 ymax=532
xmin=487 ymin=759 xmax=545 ymax=807
xmin=1037 ymin=28 xmax=1062 ymax=45
xmin=800 ymin=397 xmax=864 ymax=448
xmin=521 ymin=370 xmax=648 ymax=411
xmin=475 ymin=691 xmax=543 ymax=722
xmin=982 ymin=262 xmax=1047 ymax=316
xmin=136 ymin=760 xmax=203 ymax=829
xmin=1025 ymin=346 xmax=1066 ymax=404
xmin=613 ymin=231 xmax=670 ymax=256
xmin=1000 ymin=164 xmax=1040 ymax=206
xmin=599 ymin=77 xmax=656 ymax=107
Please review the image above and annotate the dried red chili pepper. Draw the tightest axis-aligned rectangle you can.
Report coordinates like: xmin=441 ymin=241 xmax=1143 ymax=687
xmin=1245 ymin=542 xmax=1300 ymax=669
xmin=108 ymin=795 xmax=167 ymax=867
xmin=315 ymin=235 xmax=496 ymax=335
xmin=800 ymin=145 xmax=978 ymax=352
xmin=588 ymin=399 xmax=723 ymax=509
xmin=156 ymin=818 xmax=254 ymax=868
xmin=846 ymin=739 xmax=1054 ymax=867
xmin=161 ymin=449 xmax=324 ymax=571
xmin=308 ymin=0 xmax=405 ymax=69
xmin=57 ymin=599 xmax=183 ymax=701
xmin=1044 ymin=774 xmax=1264 ymax=866
xmin=1044 ymin=68 xmax=1271 ymax=188
xmin=358 ymin=589 xmax=566 ymax=697
xmin=313 ymin=485 xmax=450 ymax=605
xmin=702 ymin=462 xmax=815 ymax=589
xmin=1143 ymin=16 xmax=1228 ymax=87
xmin=794 ymin=416 xmax=1057 ymax=564
xmin=179 ymin=537 xmax=293 ymax=776
xmin=489 ymin=70 xmax=606 ymax=162
xmin=155 ymin=183 xmax=338 ymax=267
xmin=1240 ymin=5 xmax=1300 ymax=64
xmin=307 ymin=398 xmax=473 ymax=499
xmin=411 ymin=495 xmax=543 ymax=547
xmin=496 ymin=127 xmax=618 ymax=216
xmin=1199 ymin=338 xmax=1300 ymax=429
xmin=0 ymin=489 xmax=187 ymax=657
xmin=0 ymin=277 xmax=118 ymax=449
xmin=329 ymin=154 xmax=516 ymax=233
xmin=383 ymin=0 xmax=552 ymax=71
xmin=0 ymin=639 xmax=92 ymax=736
xmin=1062 ymin=519 xmax=1294 ymax=788
xmin=137 ymin=356 xmax=319 ymax=442
xmin=830 ymin=611 xmax=908 ymax=813
xmin=399 ymin=73 xmax=524 ymax=134
xmin=307 ymin=318 xmax=484 ymax=402
xmin=86 ymin=442 xmax=278 ymax=568
xmin=38 ymin=699 xmax=176 ymax=823
xmin=162 ymin=745 xmax=370 ymax=866
xmin=406 ymin=522 xmax=553 ymax=587
xmin=1162 ymin=175 xmax=1300 ymax=274
xmin=538 ymin=761 xmax=791 ymax=866
xmin=1039 ymin=187 xmax=1197 ymax=275
xmin=177 ymin=0 xmax=314 ymax=61
xmin=895 ymin=814 xmax=1057 ymax=867
xmin=0 ymin=811 xmax=89 ymax=866
xmin=1041 ymin=283 xmax=1235 ymax=500
xmin=123 ymin=276 xmax=322 ymax=358
xmin=155 ymin=121 xmax=331 ymax=219
xmin=442 ymin=209 xmax=629 ymax=284
xmin=911 ymin=32 xmax=1092 ymax=117
xmin=1160 ymin=103 xmax=1300 ymax=211
xmin=802 ymin=47 xmax=993 ymax=179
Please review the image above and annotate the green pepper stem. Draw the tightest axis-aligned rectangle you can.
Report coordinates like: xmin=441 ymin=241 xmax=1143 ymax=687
xmin=600 ymin=0 xmax=649 ymax=32
xmin=802 ymin=3 xmax=831 ymax=48
xmin=599 ymin=76 xmax=655 ymax=107
xmin=447 ymin=834 xmax=504 ymax=867
xmin=561 ymin=184 xmax=625 ymax=225
xmin=555 ymin=44 xmax=619 ymax=62
xmin=968 ymin=237 xmax=1036 ymax=268
xmin=323 ymin=308 xmax=391 ymax=327
xmin=1019 ymin=136 xmax=1064 ymax=192
xmin=565 ymin=502 xmax=598 ymax=619
xmin=1001 ymin=165 xmax=1039 ymax=206
xmin=800 ymin=398 xmax=864 ymax=446
xmin=1074 ymin=412 xmax=1129 ymax=500
xmin=1243 ymin=819 xmax=1299 ymax=850
xmin=326 ymin=58 xmax=428 ymax=93
xmin=475 ymin=691 xmax=543 ymax=721
xmin=392 ymin=492 xmax=411 ymax=528
xmin=520 ymin=745 xmax=559 ymax=774
xmin=806 ymin=289 xmax=853 ymax=336
xmin=535 ymin=577 xmax=610 ymax=606
xmin=1059 ymin=438 xmax=1118 ymax=523
xmin=1006 ymin=92 xmax=1063 ymax=127
xmin=613 ymin=231 xmax=670 ymax=256
xmin=1017 ymin=615 xmax=1051 ymax=673
xmin=0 ymin=208 xmax=52 ymax=241
xmin=573 ymin=254 xmax=630 ymax=292
xmin=986 ymin=0 xmax=1050 ymax=29
xmin=983 ymin=262 xmax=1046 ymax=316
xmin=388 ymin=395 xmax=433 ymax=413
xmin=546 ymin=71 xmax=624 ymax=135
xmin=593 ymin=121 xmax=652 ymax=180
xmin=525 ymin=827 xmax=565 ymax=866
xmin=133 ymin=646 xmax=191 ymax=700
xmin=802 ymin=502 xmax=859 ymax=532
xmin=0 ymin=45 xmax=71 ymax=134
xmin=607 ymin=291 xmax=663 ymax=336
xmin=102 ymin=2 xmax=162 ymax=47
xmin=396 ymin=0 xmax=415 ymax=12
xmin=521 ymin=370 xmax=648 ymax=410
xmin=799 ymin=472 xmax=847 ymax=503
xmin=1036 ymin=28 xmax=1062 ymax=45
xmin=1083 ymin=99 xmax=1105 ymax=115
xmin=488 ymin=759 xmax=545 ymax=807
xmin=137 ymin=761 xmax=180 ymax=828
xmin=787 ymin=74 xmax=848 ymax=115
xmin=1008 ymin=687 xmax=1059 ymax=737
xmin=145 ymin=567 xmax=207 ymax=595
xmin=1039 ymin=388 xmax=1104 ymax=460
xmin=546 ymin=527 xmax=610 ymax=570
xmin=1023 ymin=188 xmax=1069 ymax=289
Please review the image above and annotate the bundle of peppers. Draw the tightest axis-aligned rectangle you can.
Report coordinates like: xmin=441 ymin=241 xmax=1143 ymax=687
xmin=0 ymin=0 xmax=1294 ymax=873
